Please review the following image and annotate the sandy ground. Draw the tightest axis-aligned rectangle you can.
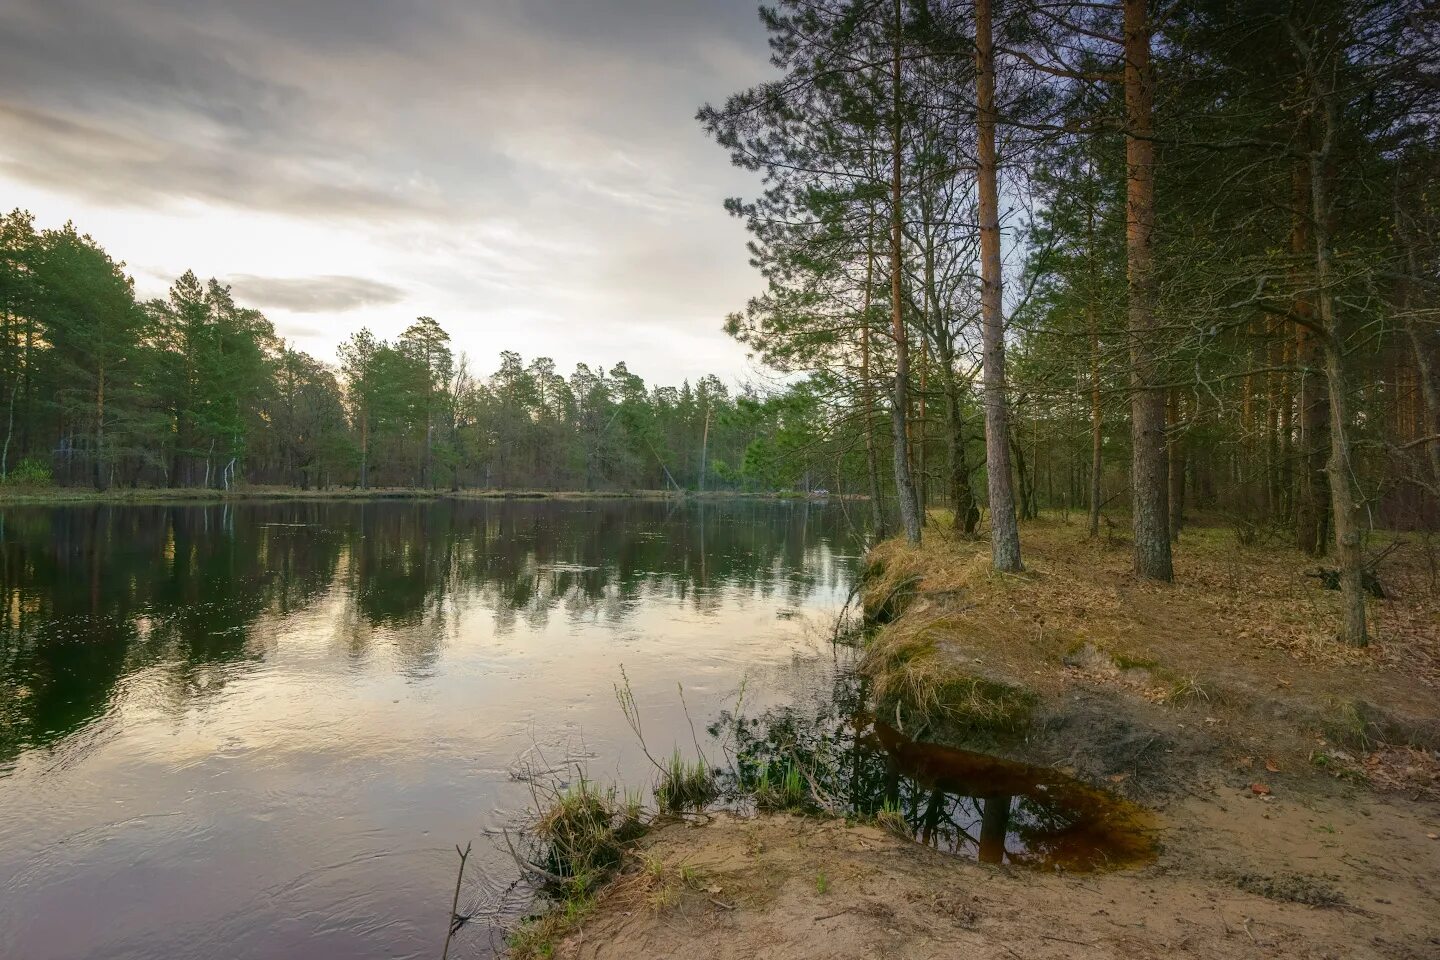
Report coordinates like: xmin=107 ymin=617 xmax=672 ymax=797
xmin=552 ymin=788 xmax=1439 ymax=959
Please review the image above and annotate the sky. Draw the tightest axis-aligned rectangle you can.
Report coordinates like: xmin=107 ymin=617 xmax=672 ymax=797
xmin=0 ymin=0 xmax=778 ymax=386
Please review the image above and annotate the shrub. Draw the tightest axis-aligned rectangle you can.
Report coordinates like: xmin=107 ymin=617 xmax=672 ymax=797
xmin=3 ymin=457 xmax=53 ymax=488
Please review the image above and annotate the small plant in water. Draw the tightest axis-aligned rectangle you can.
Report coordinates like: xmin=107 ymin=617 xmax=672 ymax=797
xmin=655 ymin=748 xmax=718 ymax=812
xmin=751 ymin=760 xmax=811 ymax=812
xmin=873 ymin=799 xmax=911 ymax=839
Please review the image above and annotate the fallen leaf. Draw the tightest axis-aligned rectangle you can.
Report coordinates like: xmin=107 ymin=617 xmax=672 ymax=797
xmin=1251 ymin=783 xmax=1272 ymax=796
xmin=705 ymin=885 xmax=722 ymax=894
xmin=1109 ymin=773 xmax=1130 ymax=783
xmin=1265 ymin=759 xmax=1281 ymax=773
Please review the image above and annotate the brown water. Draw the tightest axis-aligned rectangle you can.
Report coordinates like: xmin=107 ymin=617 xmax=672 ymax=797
xmin=717 ymin=664 xmax=1157 ymax=872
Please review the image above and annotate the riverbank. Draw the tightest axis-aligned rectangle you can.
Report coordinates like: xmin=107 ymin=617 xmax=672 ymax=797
xmin=510 ymin=513 xmax=1440 ymax=959
xmin=0 ymin=485 xmax=834 ymax=506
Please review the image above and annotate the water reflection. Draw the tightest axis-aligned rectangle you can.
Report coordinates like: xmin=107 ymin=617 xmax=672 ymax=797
xmin=0 ymin=498 xmax=853 ymax=767
xmin=0 ymin=498 xmax=860 ymax=960
xmin=714 ymin=666 xmax=1156 ymax=872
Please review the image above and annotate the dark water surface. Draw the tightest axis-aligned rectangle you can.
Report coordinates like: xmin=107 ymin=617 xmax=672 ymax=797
xmin=718 ymin=666 xmax=1157 ymax=872
xmin=0 ymin=499 xmax=861 ymax=960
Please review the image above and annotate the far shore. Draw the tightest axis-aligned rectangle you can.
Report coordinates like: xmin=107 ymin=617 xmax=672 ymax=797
xmin=0 ymin=485 xmax=853 ymax=506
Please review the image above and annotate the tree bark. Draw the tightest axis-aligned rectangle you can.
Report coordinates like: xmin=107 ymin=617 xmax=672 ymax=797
xmin=1298 ymin=29 xmax=1366 ymax=646
xmin=1168 ymin=389 xmax=1185 ymax=540
xmin=1123 ymin=0 xmax=1172 ymax=580
xmin=1086 ymin=207 xmax=1104 ymax=538
xmin=93 ymin=359 xmax=106 ymax=492
xmin=889 ymin=0 xmax=921 ymax=544
xmin=862 ymin=223 xmax=887 ymax=537
xmin=975 ymin=0 xmax=1022 ymax=570
xmin=1292 ymin=157 xmax=1329 ymax=554
xmin=1087 ymin=296 xmax=1104 ymax=537
xmin=941 ymin=355 xmax=980 ymax=534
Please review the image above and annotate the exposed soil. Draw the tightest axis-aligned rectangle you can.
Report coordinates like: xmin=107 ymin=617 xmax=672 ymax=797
xmin=547 ymin=800 xmax=1438 ymax=959
xmin=517 ymin=518 xmax=1440 ymax=959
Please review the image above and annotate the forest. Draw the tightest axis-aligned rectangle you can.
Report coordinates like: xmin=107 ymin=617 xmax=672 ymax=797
xmin=1 ymin=0 xmax=1435 ymax=652
xmin=699 ymin=0 xmax=1438 ymax=646
xmin=0 ymin=211 xmax=832 ymax=495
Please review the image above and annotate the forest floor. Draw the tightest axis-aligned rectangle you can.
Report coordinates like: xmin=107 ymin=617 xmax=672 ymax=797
xmin=519 ymin=514 xmax=1440 ymax=959
xmin=0 ymin=485 xmax=820 ymax=505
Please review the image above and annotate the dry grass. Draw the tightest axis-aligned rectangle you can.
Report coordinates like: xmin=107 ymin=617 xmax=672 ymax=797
xmin=858 ymin=511 xmax=1440 ymax=780
xmin=860 ymin=610 xmax=1036 ymax=740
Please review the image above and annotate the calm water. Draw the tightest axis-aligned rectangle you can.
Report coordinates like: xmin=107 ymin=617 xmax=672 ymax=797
xmin=0 ymin=499 xmax=862 ymax=960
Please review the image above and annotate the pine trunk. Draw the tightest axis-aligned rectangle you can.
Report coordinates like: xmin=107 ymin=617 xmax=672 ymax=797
xmin=975 ymin=0 xmax=1022 ymax=570
xmin=889 ymin=0 xmax=921 ymax=544
xmin=1124 ymin=0 xmax=1173 ymax=580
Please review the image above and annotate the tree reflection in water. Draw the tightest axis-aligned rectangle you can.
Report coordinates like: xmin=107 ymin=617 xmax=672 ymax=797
xmin=711 ymin=667 xmax=1156 ymax=872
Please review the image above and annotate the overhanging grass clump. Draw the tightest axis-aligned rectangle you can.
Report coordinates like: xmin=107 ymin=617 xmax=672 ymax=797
xmin=861 ymin=613 xmax=1036 ymax=743
xmin=532 ymin=778 xmax=645 ymax=893
xmin=509 ymin=777 xmax=648 ymax=958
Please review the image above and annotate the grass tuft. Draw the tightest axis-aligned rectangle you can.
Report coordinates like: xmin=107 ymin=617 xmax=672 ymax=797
xmin=655 ymin=749 xmax=719 ymax=813
xmin=750 ymin=761 xmax=811 ymax=813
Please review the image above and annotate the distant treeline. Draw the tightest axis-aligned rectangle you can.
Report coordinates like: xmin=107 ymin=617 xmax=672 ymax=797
xmin=0 ymin=210 xmax=832 ymax=493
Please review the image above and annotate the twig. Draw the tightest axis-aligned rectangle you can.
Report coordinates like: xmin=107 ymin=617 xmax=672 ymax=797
xmin=441 ymin=841 xmax=471 ymax=960
xmin=1040 ymin=934 xmax=1098 ymax=946
xmin=501 ymin=828 xmax=566 ymax=885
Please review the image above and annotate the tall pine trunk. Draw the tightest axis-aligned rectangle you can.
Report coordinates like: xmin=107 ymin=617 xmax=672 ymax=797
xmin=975 ymin=0 xmax=1022 ymax=570
xmin=1124 ymin=0 xmax=1172 ymax=580
xmin=1292 ymin=157 xmax=1330 ymax=554
xmin=1303 ymin=65 xmax=1367 ymax=647
xmin=889 ymin=0 xmax=921 ymax=544
xmin=1086 ymin=205 xmax=1104 ymax=538
xmin=93 ymin=360 xmax=106 ymax=492
xmin=862 ymin=223 xmax=887 ymax=537
xmin=1168 ymin=389 xmax=1185 ymax=540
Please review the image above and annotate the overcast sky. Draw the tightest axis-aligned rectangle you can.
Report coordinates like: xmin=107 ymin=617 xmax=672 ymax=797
xmin=0 ymin=0 xmax=777 ymax=385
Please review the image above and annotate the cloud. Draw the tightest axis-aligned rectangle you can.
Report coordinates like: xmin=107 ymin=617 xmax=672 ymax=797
xmin=226 ymin=274 xmax=406 ymax=313
xmin=0 ymin=0 xmax=778 ymax=384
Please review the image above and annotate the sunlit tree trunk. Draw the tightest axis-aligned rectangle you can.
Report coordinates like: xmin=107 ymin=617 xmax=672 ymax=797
xmin=976 ymin=0 xmax=1021 ymax=570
